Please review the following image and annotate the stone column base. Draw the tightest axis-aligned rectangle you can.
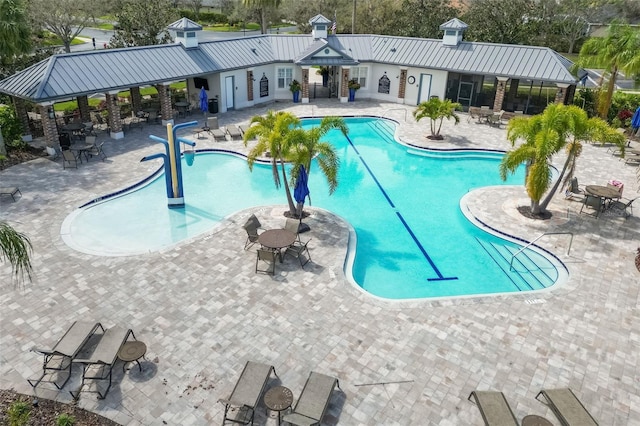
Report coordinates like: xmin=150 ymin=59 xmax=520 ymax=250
xmin=340 ymin=97 xmax=348 ymax=103
xmin=302 ymin=98 xmax=309 ymax=104
xmin=110 ymin=131 xmax=125 ymax=140
xmin=21 ymin=135 xmax=33 ymax=142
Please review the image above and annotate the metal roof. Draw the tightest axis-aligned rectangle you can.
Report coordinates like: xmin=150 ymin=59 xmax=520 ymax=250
xmin=0 ymin=32 xmax=577 ymax=102
xmin=309 ymin=14 xmax=332 ymax=25
xmin=167 ymin=18 xmax=202 ymax=31
xmin=440 ymin=18 xmax=468 ymax=31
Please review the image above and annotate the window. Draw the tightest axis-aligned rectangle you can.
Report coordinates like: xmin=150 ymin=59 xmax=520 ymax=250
xmin=176 ymin=31 xmax=184 ymax=38
xmin=277 ymin=68 xmax=293 ymax=89
xmin=350 ymin=67 xmax=368 ymax=88
xmin=445 ymin=30 xmax=456 ymax=36
xmin=317 ymin=25 xmax=326 ymax=31
xmin=186 ymin=32 xmax=196 ymax=38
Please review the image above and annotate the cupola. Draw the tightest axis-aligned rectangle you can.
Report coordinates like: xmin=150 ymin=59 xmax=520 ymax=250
xmin=167 ymin=17 xmax=203 ymax=48
xmin=308 ymin=14 xmax=332 ymax=39
xmin=439 ymin=18 xmax=468 ymax=47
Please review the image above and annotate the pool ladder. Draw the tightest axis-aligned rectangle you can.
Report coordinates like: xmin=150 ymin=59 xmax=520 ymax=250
xmin=509 ymin=232 xmax=573 ymax=271
xmin=383 ymin=108 xmax=408 ymax=122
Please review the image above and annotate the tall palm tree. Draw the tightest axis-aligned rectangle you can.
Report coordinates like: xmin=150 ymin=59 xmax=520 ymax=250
xmin=243 ymin=110 xmax=301 ymax=216
xmin=242 ymin=0 xmax=281 ymax=34
xmin=500 ymin=103 xmax=625 ymax=215
xmin=289 ymin=116 xmax=348 ymax=195
xmin=0 ymin=0 xmax=31 ymax=58
xmin=413 ymin=98 xmax=462 ymax=140
xmin=0 ymin=221 xmax=33 ymax=283
xmin=576 ymin=23 xmax=640 ymax=119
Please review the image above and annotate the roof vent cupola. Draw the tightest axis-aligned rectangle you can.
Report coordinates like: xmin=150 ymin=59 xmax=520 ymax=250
xmin=167 ymin=17 xmax=203 ymax=48
xmin=439 ymin=18 xmax=468 ymax=47
xmin=309 ymin=14 xmax=333 ymax=40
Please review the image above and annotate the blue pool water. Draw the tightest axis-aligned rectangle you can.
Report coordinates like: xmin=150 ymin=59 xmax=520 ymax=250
xmin=62 ymin=117 xmax=565 ymax=299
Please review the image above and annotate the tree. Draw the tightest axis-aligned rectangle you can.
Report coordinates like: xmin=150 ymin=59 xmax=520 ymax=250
xmin=109 ymin=0 xmax=177 ymax=48
xmin=184 ymin=0 xmax=203 ymax=20
xmin=0 ymin=221 xmax=33 ymax=283
xmin=28 ymin=0 xmax=96 ymax=53
xmin=242 ymin=0 xmax=281 ymax=34
xmin=461 ymin=0 xmax=538 ymax=44
xmin=412 ymin=98 xmax=462 ymax=140
xmin=243 ymin=110 xmax=301 ymax=216
xmin=0 ymin=0 xmax=31 ymax=58
xmin=575 ymin=23 xmax=640 ymax=119
xmin=500 ymin=103 xmax=625 ymax=215
xmin=288 ymin=116 xmax=347 ymax=196
xmin=388 ymin=0 xmax=459 ymax=39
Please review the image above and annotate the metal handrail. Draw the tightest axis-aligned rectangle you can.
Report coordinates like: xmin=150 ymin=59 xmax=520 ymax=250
xmin=384 ymin=108 xmax=408 ymax=122
xmin=509 ymin=232 xmax=573 ymax=271
xmin=372 ymin=120 xmax=394 ymax=143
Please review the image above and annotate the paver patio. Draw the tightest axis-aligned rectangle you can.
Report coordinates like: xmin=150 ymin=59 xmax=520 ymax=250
xmin=1 ymin=100 xmax=639 ymax=425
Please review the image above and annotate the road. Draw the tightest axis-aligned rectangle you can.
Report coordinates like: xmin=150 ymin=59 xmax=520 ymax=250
xmin=72 ymin=26 xmax=297 ymax=52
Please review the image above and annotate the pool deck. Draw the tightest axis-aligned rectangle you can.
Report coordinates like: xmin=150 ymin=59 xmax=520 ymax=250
xmin=1 ymin=99 xmax=639 ymax=425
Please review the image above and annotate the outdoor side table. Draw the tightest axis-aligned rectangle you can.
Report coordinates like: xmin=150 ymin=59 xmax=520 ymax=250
xmin=522 ymin=414 xmax=553 ymax=426
xmin=118 ymin=341 xmax=147 ymax=372
xmin=263 ymin=386 xmax=293 ymax=425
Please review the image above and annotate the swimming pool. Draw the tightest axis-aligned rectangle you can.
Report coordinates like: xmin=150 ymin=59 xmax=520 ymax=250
xmin=62 ymin=117 xmax=566 ymax=299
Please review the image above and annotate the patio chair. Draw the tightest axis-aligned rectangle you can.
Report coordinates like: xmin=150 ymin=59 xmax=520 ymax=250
xmin=608 ymin=197 xmax=636 ymax=218
xmin=218 ymin=361 xmax=278 ymax=425
xmin=0 ymin=186 xmax=21 ymax=202
xmin=62 ymin=149 xmax=78 ymax=169
xmin=282 ymin=371 xmax=341 ymax=426
xmin=285 ymin=239 xmax=312 ymax=268
xmin=70 ymin=326 xmax=136 ymax=399
xmin=227 ymin=125 xmax=243 ymax=140
xmin=468 ymin=390 xmax=519 ymax=426
xmin=87 ymin=142 xmax=107 ymax=161
xmin=565 ymin=177 xmax=585 ymax=201
xmin=245 ymin=213 xmax=262 ymax=230
xmin=83 ymin=122 xmax=97 ymax=137
xmin=487 ymin=110 xmax=504 ymax=127
xmin=256 ymin=248 xmax=278 ymax=275
xmin=284 ymin=218 xmax=302 ymax=241
xmin=243 ymin=221 xmax=262 ymax=250
xmin=28 ymin=321 xmax=104 ymax=389
xmin=535 ymin=388 xmax=599 ymax=426
xmin=579 ymin=194 xmax=603 ymax=218
xmin=206 ymin=116 xmax=226 ymax=141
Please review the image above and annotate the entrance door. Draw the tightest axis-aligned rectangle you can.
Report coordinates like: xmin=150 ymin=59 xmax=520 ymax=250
xmin=225 ymin=76 xmax=234 ymax=110
xmin=457 ymin=81 xmax=474 ymax=110
xmin=417 ymin=74 xmax=432 ymax=104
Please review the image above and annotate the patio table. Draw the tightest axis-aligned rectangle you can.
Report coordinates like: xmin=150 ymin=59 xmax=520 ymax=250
xmin=258 ymin=229 xmax=296 ymax=262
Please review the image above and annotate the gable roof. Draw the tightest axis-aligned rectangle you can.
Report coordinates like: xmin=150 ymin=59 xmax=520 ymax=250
xmin=167 ymin=18 xmax=202 ymax=32
xmin=0 ymin=33 xmax=577 ymax=102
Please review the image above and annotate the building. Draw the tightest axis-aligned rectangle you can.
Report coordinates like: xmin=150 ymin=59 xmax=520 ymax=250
xmin=0 ymin=15 xmax=577 ymax=144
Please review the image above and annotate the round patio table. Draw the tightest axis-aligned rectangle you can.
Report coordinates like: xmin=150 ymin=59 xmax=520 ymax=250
xmin=118 ymin=341 xmax=147 ymax=372
xmin=521 ymin=414 xmax=553 ymax=426
xmin=258 ymin=229 xmax=296 ymax=262
xmin=585 ymin=185 xmax=620 ymax=200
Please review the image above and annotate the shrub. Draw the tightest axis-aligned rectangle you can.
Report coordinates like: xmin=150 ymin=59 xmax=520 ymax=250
xmin=56 ymin=413 xmax=76 ymax=426
xmin=0 ymin=105 xmax=27 ymax=151
xmin=7 ymin=400 xmax=31 ymax=426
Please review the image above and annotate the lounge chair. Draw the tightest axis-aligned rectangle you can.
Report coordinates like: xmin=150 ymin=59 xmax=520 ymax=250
xmin=468 ymin=390 xmax=519 ymax=426
xmin=218 ymin=361 xmax=278 ymax=425
xmin=256 ymin=248 xmax=278 ymax=275
xmin=282 ymin=371 xmax=341 ymax=426
xmin=71 ymin=326 xmax=136 ymax=399
xmin=535 ymin=388 xmax=599 ymax=426
xmin=0 ymin=186 xmax=21 ymax=202
xmin=206 ymin=116 xmax=227 ymax=141
xmin=28 ymin=321 xmax=104 ymax=389
xmin=239 ymin=124 xmax=255 ymax=139
xmin=227 ymin=125 xmax=243 ymax=140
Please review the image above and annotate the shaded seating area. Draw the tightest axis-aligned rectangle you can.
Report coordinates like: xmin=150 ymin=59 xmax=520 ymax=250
xmin=468 ymin=390 xmax=519 ymax=426
xmin=28 ymin=321 xmax=104 ymax=389
xmin=535 ymin=388 xmax=599 ymax=426
xmin=218 ymin=361 xmax=278 ymax=425
xmin=0 ymin=186 xmax=21 ymax=202
xmin=282 ymin=371 xmax=341 ymax=426
xmin=71 ymin=326 xmax=137 ymax=399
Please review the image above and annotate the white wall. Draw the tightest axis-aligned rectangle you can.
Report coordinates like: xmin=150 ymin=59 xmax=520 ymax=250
xmin=403 ymin=68 xmax=448 ymax=106
xmin=251 ymin=65 xmax=276 ymax=106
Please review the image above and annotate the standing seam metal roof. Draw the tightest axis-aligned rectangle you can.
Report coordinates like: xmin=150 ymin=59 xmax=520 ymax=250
xmin=0 ymin=33 xmax=576 ymax=102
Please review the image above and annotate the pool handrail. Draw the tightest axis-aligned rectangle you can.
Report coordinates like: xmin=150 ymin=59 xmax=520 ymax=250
xmin=509 ymin=232 xmax=573 ymax=271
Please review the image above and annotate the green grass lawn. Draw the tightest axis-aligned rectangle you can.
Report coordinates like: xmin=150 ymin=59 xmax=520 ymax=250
xmin=38 ymin=32 xmax=85 ymax=47
xmin=204 ymin=22 xmax=261 ymax=32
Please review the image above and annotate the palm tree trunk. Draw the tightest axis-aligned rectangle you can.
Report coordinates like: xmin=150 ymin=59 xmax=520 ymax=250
xmin=530 ymin=199 xmax=541 ymax=215
xmin=599 ymin=67 xmax=617 ymax=119
xmin=539 ymin=153 xmax=573 ymax=211
xmin=279 ymin=159 xmax=297 ymax=215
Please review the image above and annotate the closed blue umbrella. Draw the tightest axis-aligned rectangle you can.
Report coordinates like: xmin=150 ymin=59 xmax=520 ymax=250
xmin=632 ymin=106 xmax=640 ymax=130
xmin=199 ymin=87 xmax=208 ymax=115
xmin=294 ymin=165 xmax=310 ymax=219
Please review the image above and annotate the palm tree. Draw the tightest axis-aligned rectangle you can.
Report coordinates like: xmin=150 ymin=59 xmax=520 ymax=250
xmin=500 ymin=103 xmax=625 ymax=215
xmin=576 ymin=23 xmax=640 ymax=119
xmin=0 ymin=221 xmax=33 ymax=283
xmin=413 ymin=98 xmax=462 ymax=140
xmin=0 ymin=0 xmax=31 ymax=58
xmin=243 ymin=110 xmax=301 ymax=216
xmin=289 ymin=116 xmax=348 ymax=196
